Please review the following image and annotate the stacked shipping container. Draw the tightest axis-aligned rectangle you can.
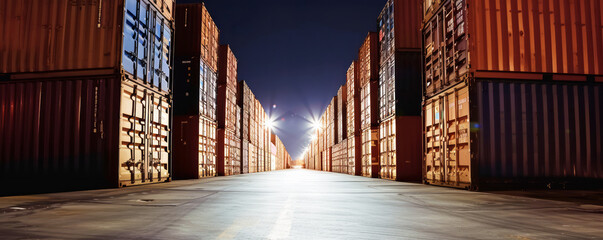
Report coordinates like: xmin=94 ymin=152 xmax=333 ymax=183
xmin=173 ymin=3 xmax=219 ymax=179
xmin=0 ymin=0 xmax=173 ymax=191
xmin=347 ymin=61 xmax=362 ymax=176
xmin=377 ymin=0 xmax=423 ymax=181
xmin=217 ymin=45 xmax=240 ymax=176
xmin=359 ymin=33 xmax=380 ymax=178
xmin=422 ymin=0 xmax=603 ymax=189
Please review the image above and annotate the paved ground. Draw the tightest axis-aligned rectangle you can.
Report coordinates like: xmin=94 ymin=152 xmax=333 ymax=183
xmin=0 ymin=169 xmax=602 ymax=239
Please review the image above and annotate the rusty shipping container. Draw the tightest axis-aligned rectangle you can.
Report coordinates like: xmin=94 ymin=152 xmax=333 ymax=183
xmin=0 ymin=72 xmax=171 ymax=193
xmin=173 ymin=3 xmax=220 ymax=179
xmin=358 ymin=33 xmax=380 ymax=177
xmin=346 ymin=61 xmax=363 ymax=176
xmin=377 ymin=0 xmax=423 ymax=181
xmin=424 ymin=76 xmax=603 ymax=189
xmin=361 ymin=127 xmax=380 ymax=178
xmin=238 ymin=80 xmax=253 ymax=174
xmin=322 ymin=148 xmax=332 ymax=172
xmin=347 ymin=136 xmax=361 ymax=176
xmin=423 ymin=0 xmax=603 ymax=98
xmin=174 ymin=3 xmax=219 ymax=73
xmin=358 ymin=32 xmax=380 ymax=88
xmin=216 ymin=45 xmax=240 ymax=176
xmin=332 ymin=141 xmax=347 ymax=173
xmin=1 ymin=0 xmax=173 ymax=76
xmin=327 ymin=97 xmax=337 ymax=148
xmin=337 ymin=85 xmax=347 ymax=144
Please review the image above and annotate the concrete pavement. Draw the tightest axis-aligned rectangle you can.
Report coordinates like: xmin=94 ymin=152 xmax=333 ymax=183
xmin=0 ymin=169 xmax=602 ymax=239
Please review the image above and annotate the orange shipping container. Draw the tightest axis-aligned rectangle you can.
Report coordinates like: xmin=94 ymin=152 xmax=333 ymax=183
xmin=337 ymin=85 xmax=347 ymax=143
xmin=175 ymin=3 xmax=219 ymax=72
xmin=1 ymin=0 xmax=173 ymax=93
xmin=358 ymin=32 xmax=380 ymax=87
xmin=424 ymin=0 xmax=603 ymax=98
xmin=361 ymin=127 xmax=380 ymax=178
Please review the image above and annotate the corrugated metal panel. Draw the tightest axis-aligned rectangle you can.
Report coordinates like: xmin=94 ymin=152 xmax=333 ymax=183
xmin=379 ymin=0 xmax=422 ymax=55
xmin=469 ymin=0 xmax=603 ymax=75
xmin=358 ymin=32 xmax=379 ymax=87
xmin=173 ymin=115 xmax=215 ymax=179
xmin=424 ymin=79 xmax=602 ymax=189
xmin=1 ymin=0 xmax=174 ymax=93
xmin=337 ymin=85 xmax=347 ymax=143
xmin=242 ymin=139 xmax=249 ymax=174
xmin=332 ymin=141 xmax=347 ymax=173
xmin=424 ymin=0 xmax=603 ymax=98
xmin=175 ymin=3 xmax=219 ymax=72
xmin=1 ymin=0 xmax=121 ymax=73
xmin=173 ymin=57 xmax=216 ymax=119
xmin=361 ymin=127 xmax=379 ymax=178
xmin=0 ymin=74 xmax=171 ymax=192
xmin=380 ymin=116 xmax=422 ymax=181
xmin=218 ymin=45 xmax=237 ymax=91
xmin=1 ymin=76 xmax=120 ymax=189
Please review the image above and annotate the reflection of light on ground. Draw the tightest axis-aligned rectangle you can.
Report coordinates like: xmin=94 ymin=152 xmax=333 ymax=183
xmin=292 ymin=165 xmax=302 ymax=169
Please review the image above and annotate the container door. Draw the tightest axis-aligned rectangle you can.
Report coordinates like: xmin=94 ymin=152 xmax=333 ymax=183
xmin=119 ymin=82 xmax=170 ymax=186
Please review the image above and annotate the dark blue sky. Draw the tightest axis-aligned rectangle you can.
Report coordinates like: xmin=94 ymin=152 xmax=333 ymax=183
xmin=180 ymin=0 xmax=387 ymax=159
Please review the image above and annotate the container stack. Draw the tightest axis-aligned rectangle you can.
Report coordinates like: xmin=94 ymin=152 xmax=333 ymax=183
xmin=323 ymin=97 xmax=337 ymax=172
xmin=359 ymin=33 xmax=381 ymax=178
xmin=377 ymin=0 xmax=423 ymax=181
xmin=332 ymin=85 xmax=348 ymax=173
xmin=238 ymin=80 xmax=252 ymax=174
xmin=217 ymin=45 xmax=241 ymax=176
xmin=422 ymin=0 xmax=603 ymax=189
xmin=0 ymin=0 xmax=173 ymax=191
xmin=346 ymin=61 xmax=362 ymax=176
xmin=173 ymin=3 xmax=219 ymax=179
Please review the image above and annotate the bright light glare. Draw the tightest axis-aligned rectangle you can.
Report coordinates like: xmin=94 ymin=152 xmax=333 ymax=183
xmin=265 ymin=119 xmax=275 ymax=130
xmin=311 ymin=120 xmax=322 ymax=130
xmin=310 ymin=134 xmax=317 ymax=141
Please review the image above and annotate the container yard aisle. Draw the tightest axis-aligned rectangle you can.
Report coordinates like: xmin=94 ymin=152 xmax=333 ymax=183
xmin=0 ymin=170 xmax=601 ymax=239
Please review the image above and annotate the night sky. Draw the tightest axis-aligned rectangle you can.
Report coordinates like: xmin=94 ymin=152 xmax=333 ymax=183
xmin=180 ymin=0 xmax=388 ymax=159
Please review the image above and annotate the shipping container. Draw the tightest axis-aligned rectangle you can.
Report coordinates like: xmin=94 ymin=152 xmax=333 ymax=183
xmin=423 ymin=0 xmax=603 ymax=98
xmin=173 ymin=5 xmax=219 ymax=179
xmin=216 ymin=45 xmax=240 ymax=176
xmin=173 ymin=115 xmax=216 ymax=179
xmin=376 ymin=0 xmax=423 ymax=181
xmin=358 ymin=32 xmax=380 ymax=88
xmin=347 ymin=135 xmax=362 ymax=176
xmin=379 ymin=116 xmax=422 ymax=181
xmin=175 ymin=3 xmax=219 ymax=72
xmin=361 ymin=127 xmax=380 ymax=178
xmin=249 ymin=142 xmax=258 ymax=173
xmin=241 ymin=139 xmax=249 ymax=174
xmin=358 ymin=33 xmax=380 ymax=130
xmin=346 ymin=61 xmax=363 ymax=176
xmin=327 ymin=97 xmax=337 ymax=148
xmin=424 ymin=77 xmax=602 ymax=189
xmin=378 ymin=0 xmax=422 ymax=55
xmin=337 ymin=85 xmax=347 ymax=143
xmin=1 ymin=0 xmax=173 ymax=94
xmin=347 ymin=61 xmax=361 ymax=138
xmin=322 ymin=148 xmax=332 ymax=172
xmin=0 ymin=72 xmax=171 ymax=192
xmin=332 ymin=141 xmax=347 ymax=173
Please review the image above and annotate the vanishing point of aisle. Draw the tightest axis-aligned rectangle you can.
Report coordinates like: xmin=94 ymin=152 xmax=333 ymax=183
xmin=0 ymin=170 xmax=601 ymax=239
